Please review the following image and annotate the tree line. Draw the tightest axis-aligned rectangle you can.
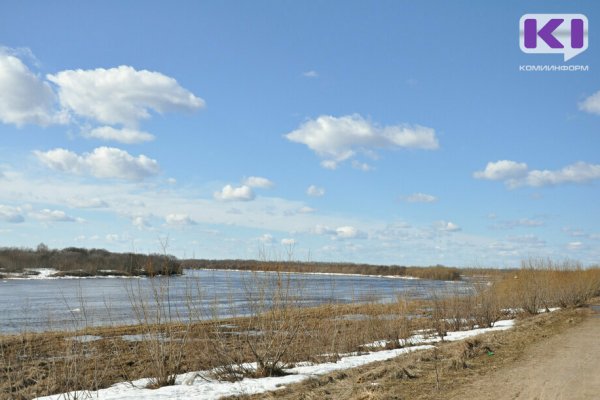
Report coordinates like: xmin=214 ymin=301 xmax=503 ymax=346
xmin=0 ymin=244 xmax=182 ymax=277
xmin=182 ymin=259 xmax=461 ymax=281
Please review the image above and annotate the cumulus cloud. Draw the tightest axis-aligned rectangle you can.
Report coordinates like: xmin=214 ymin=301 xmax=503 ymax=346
xmin=29 ymin=209 xmax=77 ymax=222
xmin=0 ymin=204 xmax=24 ymax=223
xmin=84 ymin=126 xmax=155 ymax=144
xmin=281 ymin=238 xmax=296 ymax=246
xmin=307 ymin=185 xmax=325 ymax=197
xmin=0 ymin=50 xmax=62 ymax=126
xmin=402 ymin=193 xmax=438 ymax=203
xmin=132 ymin=216 xmax=152 ymax=230
xmin=243 ymin=176 xmax=274 ymax=188
xmin=165 ymin=213 xmax=196 ymax=226
xmin=473 ymin=160 xmax=528 ymax=181
xmin=285 ymin=114 xmax=439 ymax=168
xmin=214 ymin=184 xmax=255 ymax=201
xmin=259 ymin=233 xmax=274 ymax=244
xmin=1 ymin=50 xmax=204 ymax=146
xmin=335 ymin=226 xmax=366 ymax=239
xmin=579 ymin=90 xmax=600 ymax=115
xmin=524 ymin=162 xmax=600 ymax=187
xmin=314 ymin=224 xmax=366 ymax=239
xmin=435 ymin=221 xmax=461 ymax=232
xmin=475 ymin=160 xmax=600 ymax=188
xmin=297 ymin=206 xmax=315 ymax=214
xmin=34 ymin=146 xmax=160 ymax=181
xmin=47 ymin=65 xmax=204 ymax=128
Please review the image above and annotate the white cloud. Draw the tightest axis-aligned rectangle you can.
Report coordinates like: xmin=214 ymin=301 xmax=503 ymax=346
xmin=243 ymin=176 xmax=274 ymax=188
xmin=132 ymin=216 xmax=152 ymax=230
xmin=320 ymin=160 xmax=338 ymax=170
xmin=579 ymin=90 xmax=600 ymax=115
xmin=473 ymin=160 xmax=528 ymax=181
xmin=85 ymin=126 xmax=155 ymax=144
xmin=34 ymin=147 xmax=160 ymax=181
xmin=165 ymin=213 xmax=196 ymax=226
xmin=214 ymin=184 xmax=255 ymax=202
xmin=29 ymin=208 xmax=77 ymax=222
xmin=1 ymin=49 xmax=203 ymax=144
xmin=314 ymin=224 xmax=366 ymax=239
xmin=402 ymin=193 xmax=437 ymax=203
xmin=435 ymin=221 xmax=461 ymax=232
xmin=475 ymin=160 xmax=600 ymax=188
xmin=302 ymin=70 xmax=319 ymax=78
xmin=351 ymin=160 xmax=374 ymax=171
xmin=285 ymin=114 xmax=439 ymax=168
xmin=335 ymin=226 xmax=365 ymax=239
xmin=47 ymin=65 xmax=204 ymax=127
xmin=67 ymin=197 xmax=109 ymax=208
xmin=313 ymin=225 xmax=335 ymax=235
xmin=281 ymin=238 xmax=296 ymax=246
xmin=0 ymin=204 xmax=24 ymax=223
xmin=307 ymin=185 xmax=325 ymax=197
xmin=297 ymin=206 xmax=315 ymax=214
xmin=259 ymin=233 xmax=274 ymax=244
xmin=105 ymin=233 xmax=121 ymax=243
xmin=0 ymin=50 xmax=61 ymax=127
xmin=524 ymin=162 xmax=600 ymax=187
xmin=567 ymin=241 xmax=584 ymax=250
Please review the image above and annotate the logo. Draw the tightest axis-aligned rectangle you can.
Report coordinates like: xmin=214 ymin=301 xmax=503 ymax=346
xmin=520 ymin=14 xmax=588 ymax=61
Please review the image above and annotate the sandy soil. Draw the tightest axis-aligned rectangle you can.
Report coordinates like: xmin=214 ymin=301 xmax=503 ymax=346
xmin=447 ymin=305 xmax=600 ymax=400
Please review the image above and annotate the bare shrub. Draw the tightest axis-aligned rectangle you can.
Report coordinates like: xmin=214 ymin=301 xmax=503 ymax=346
xmin=126 ymin=240 xmax=193 ymax=388
xmin=208 ymin=269 xmax=307 ymax=379
xmin=472 ymin=282 xmax=502 ymax=328
xmin=445 ymin=288 xmax=474 ymax=331
xmin=496 ymin=259 xmax=600 ymax=314
xmin=429 ymin=290 xmax=448 ymax=339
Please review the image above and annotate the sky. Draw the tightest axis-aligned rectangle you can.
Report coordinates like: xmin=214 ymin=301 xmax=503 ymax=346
xmin=1 ymin=1 xmax=599 ymax=267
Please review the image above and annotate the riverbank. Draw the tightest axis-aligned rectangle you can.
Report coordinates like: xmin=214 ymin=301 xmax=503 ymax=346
xmin=2 ymin=261 xmax=599 ymax=399
xmin=234 ymin=301 xmax=597 ymax=400
xmin=183 ymin=259 xmax=462 ymax=281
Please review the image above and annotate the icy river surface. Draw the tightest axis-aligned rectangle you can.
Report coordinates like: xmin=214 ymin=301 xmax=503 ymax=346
xmin=0 ymin=269 xmax=469 ymax=333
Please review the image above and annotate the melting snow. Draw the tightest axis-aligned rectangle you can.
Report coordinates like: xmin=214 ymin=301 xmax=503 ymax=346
xmin=34 ymin=319 xmax=515 ymax=400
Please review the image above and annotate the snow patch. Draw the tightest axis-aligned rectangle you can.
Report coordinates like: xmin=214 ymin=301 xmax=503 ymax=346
xmin=34 ymin=319 xmax=516 ymax=400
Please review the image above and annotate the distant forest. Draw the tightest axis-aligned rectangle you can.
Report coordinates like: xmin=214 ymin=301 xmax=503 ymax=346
xmin=0 ymin=245 xmax=461 ymax=281
xmin=182 ymin=259 xmax=462 ymax=281
xmin=0 ymin=244 xmax=182 ymax=277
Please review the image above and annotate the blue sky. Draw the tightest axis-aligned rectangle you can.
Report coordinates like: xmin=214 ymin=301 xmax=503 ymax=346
xmin=1 ymin=1 xmax=599 ymax=267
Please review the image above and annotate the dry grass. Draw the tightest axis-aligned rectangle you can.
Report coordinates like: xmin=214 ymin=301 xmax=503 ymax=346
xmin=2 ymin=259 xmax=600 ymax=399
xmin=230 ymin=305 xmax=592 ymax=400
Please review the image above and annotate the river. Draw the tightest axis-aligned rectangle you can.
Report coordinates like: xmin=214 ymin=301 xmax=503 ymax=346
xmin=0 ymin=269 xmax=469 ymax=334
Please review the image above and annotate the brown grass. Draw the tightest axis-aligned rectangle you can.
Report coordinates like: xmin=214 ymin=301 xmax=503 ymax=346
xmin=230 ymin=305 xmax=592 ymax=400
xmin=2 ymin=259 xmax=600 ymax=399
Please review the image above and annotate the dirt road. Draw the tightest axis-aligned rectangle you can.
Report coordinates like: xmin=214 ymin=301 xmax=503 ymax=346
xmin=448 ymin=305 xmax=600 ymax=400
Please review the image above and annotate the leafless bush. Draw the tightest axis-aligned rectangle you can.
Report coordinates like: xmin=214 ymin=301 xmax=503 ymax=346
xmin=495 ymin=258 xmax=600 ymax=314
xmin=126 ymin=239 xmax=192 ymax=388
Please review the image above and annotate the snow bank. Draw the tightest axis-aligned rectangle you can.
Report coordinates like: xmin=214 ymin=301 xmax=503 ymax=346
xmin=34 ymin=319 xmax=515 ymax=400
